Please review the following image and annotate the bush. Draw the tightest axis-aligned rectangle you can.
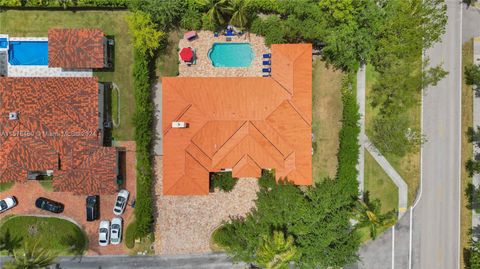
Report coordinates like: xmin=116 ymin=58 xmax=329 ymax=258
xmin=180 ymin=6 xmax=203 ymax=30
xmin=211 ymin=172 xmax=238 ymax=192
xmin=125 ymin=221 xmax=137 ymax=249
xmin=126 ymin=11 xmax=165 ymax=57
xmin=335 ymin=79 xmax=361 ymax=199
xmin=250 ymin=15 xmax=285 ymax=46
xmin=132 ymin=50 xmax=155 ymax=237
xmin=258 ymin=169 xmax=276 ymax=190
xmin=0 ymin=0 xmax=128 ymax=7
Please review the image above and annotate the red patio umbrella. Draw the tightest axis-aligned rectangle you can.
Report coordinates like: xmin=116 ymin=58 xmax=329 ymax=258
xmin=179 ymin=47 xmax=193 ymax=62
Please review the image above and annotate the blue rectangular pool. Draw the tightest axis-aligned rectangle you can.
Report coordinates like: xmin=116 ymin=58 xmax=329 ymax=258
xmin=8 ymin=41 xmax=48 ymax=65
xmin=0 ymin=38 xmax=7 ymax=49
xmin=208 ymin=43 xmax=254 ymax=67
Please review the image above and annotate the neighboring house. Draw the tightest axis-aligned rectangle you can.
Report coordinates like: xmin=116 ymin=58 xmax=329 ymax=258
xmin=162 ymin=44 xmax=312 ymax=195
xmin=0 ymin=28 xmax=119 ymax=195
xmin=48 ymin=28 xmax=113 ymax=69
xmin=0 ymin=77 xmax=119 ymax=194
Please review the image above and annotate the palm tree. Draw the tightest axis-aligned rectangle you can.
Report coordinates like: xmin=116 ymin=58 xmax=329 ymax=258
xmin=0 ymin=229 xmax=23 ymax=255
xmin=197 ymin=0 xmax=233 ymax=27
xmin=355 ymin=192 xmax=397 ymax=239
xmin=230 ymin=0 xmax=251 ymax=30
xmin=3 ymin=241 xmax=58 ymax=269
xmin=256 ymin=231 xmax=297 ymax=269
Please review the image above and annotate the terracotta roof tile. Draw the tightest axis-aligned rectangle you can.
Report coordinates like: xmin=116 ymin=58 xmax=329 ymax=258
xmin=162 ymin=44 xmax=313 ymax=195
xmin=48 ymin=28 xmax=105 ymax=69
xmin=0 ymin=77 xmax=117 ymax=194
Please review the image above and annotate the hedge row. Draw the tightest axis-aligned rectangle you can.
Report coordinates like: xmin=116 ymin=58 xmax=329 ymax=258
xmin=132 ymin=49 xmax=154 ymax=237
xmin=0 ymin=0 xmax=128 ymax=7
xmin=335 ymin=76 xmax=361 ymax=200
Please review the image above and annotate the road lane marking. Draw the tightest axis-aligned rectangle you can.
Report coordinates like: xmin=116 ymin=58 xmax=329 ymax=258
xmin=392 ymin=226 xmax=395 ymax=269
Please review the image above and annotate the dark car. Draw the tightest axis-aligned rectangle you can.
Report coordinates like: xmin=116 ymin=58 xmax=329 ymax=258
xmin=35 ymin=197 xmax=64 ymax=213
xmin=86 ymin=195 xmax=100 ymax=221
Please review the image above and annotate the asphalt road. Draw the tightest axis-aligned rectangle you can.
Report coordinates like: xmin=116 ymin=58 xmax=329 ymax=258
xmin=411 ymin=1 xmax=462 ymax=268
xmin=0 ymin=253 xmax=247 ymax=269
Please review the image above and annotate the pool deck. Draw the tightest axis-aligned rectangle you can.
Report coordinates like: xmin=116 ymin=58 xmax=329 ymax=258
xmin=178 ymin=31 xmax=269 ymax=77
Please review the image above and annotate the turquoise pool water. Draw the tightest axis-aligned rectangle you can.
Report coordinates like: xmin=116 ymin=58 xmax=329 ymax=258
xmin=8 ymin=41 xmax=48 ymax=65
xmin=208 ymin=43 xmax=254 ymax=67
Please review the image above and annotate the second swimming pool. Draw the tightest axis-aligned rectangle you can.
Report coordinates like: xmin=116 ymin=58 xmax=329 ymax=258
xmin=8 ymin=41 xmax=48 ymax=66
xmin=208 ymin=43 xmax=254 ymax=68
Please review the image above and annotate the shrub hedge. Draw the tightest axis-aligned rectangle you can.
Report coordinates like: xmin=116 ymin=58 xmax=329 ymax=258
xmin=335 ymin=76 xmax=361 ymax=200
xmin=132 ymin=49 xmax=155 ymax=237
xmin=0 ymin=0 xmax=128 ymax=7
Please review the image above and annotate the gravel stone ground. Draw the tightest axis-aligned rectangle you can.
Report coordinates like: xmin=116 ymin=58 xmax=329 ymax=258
xmin=153 ymin=156 xmax=259 ymax=255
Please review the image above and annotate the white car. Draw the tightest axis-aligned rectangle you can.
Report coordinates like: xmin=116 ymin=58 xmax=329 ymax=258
xmin=113 ymin=189 xmax=129 ymax=216
xmin=110 ymin=217 xmax=123 ymax=245
xmin=98 ymin=220 xmax=110 ymax=246
xmin=0 ymin=196 xmax=17 ymax=213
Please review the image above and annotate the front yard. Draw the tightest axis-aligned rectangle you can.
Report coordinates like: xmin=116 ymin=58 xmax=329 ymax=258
xmin=0 ymin=215 xmax=87 ymax=255
xmin=365 ymin=65 xmax=421 ymax=204
xmin=0 ymin=10 xmax=135 ymax=140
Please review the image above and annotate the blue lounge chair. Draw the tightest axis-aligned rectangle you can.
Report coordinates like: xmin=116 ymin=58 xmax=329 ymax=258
xmin=263 ymin=60 xmax=271 ymax=65
xmin=263 ymin=53 xmax=271 ymax=58
xmin=226 ymin=30 xmax=235 ymax=37
xmin=262 ymin=74 xmax=271 ymax=77
xmin=214 ymin=32 xmax=219 ymax=37
xmin=262 ymin=68 xmax=271 ymax=73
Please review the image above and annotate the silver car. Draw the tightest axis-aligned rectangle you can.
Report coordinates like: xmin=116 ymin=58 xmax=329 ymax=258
xmin=110 ymin=217 xmax=123 ymax=245
xmin=98 ymin=220 xmax=110 ymax=246
xmin=0 ymin=196 xmax=17 ymax=213
xmin=113 ymin=189 xmax=129 ymax=216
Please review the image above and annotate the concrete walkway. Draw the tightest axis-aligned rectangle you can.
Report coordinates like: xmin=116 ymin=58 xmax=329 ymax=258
xmin=356 ymin=64 xmax=366 ymax=197
xmin=365 ymin=138 xmax=409 ymax=216
xmin=355 ymin=64 xmax=408 ymax=218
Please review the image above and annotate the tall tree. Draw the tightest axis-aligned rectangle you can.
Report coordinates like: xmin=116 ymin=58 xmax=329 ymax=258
xmin=197 ymin=0 xmax=234 ymax=27
xmin=126 ymin=11 xmax=164 ymax=57
xmin=355 ymin=192 xmax=397 ymax=239
xmin=230 ymin=0 xmax=251 ymax=29
xmin=256 ymin=231 xmax=297 ymax=269
xmin=3 ymin=241 xmax=58 ymax=269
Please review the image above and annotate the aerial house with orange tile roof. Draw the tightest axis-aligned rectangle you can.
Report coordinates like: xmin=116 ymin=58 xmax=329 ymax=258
xmin=162 ymin=44 xmax=313 ymax=195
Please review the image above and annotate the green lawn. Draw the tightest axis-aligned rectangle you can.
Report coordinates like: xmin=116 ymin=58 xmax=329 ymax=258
xmin=365 ymin=151 xmax=398 ymax=214
xmin=0 ymin=10 xmax=134 ymax=140
xmin=0 ymin=182 xmax=14 ymax=192
xmin=461 ymin=39 xmax=474 ymax=269
xmin=311 ymin=59 xmax=344 ymax=182
xmin=156 ymin=30 xmax=182 ymax=77
xmin=0 ymin=216 xmax=87 ymax=255
xmin=365 ymin=64 xmax=421 ymax=205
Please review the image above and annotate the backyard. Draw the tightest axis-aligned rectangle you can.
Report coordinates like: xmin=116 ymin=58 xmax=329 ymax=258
xmin=0 ymin=215 xmax=88 ymax=255
xmin=0 ymin=10 xmax=134 ymax=140
xmin=365 ymin=65 xmax=421 ymax=204
xmin=312 ymin=59 xmax=344 ymax=182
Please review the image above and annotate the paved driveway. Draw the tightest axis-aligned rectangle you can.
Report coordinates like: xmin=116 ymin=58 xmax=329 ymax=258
xmin=0 ymin=141 xmax=137 ymax=256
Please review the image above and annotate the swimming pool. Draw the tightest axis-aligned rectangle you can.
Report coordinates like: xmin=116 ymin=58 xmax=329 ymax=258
xmin=0 ymin=38 xmax=7 ymax=49
xmin=8 ymin=41 xmax=48 ymax=65
xmin=208 ymin=43 xmax=254 ymax=67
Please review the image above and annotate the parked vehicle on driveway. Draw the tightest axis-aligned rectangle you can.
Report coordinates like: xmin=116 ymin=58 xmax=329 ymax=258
xmin=113 ymin=189 xmax=129 ymax=215
xmin=35 ymin=197 xmax=64 ymax=213
xmin=98 ymin=220 xmax=110 ymax=246
xmin=0 ymin=196 xmax=17 ymax=213
xmin=86 ymin=195 xmax=99 ymax=221
xmin=110 ymin=217 xmax=123 ymax=245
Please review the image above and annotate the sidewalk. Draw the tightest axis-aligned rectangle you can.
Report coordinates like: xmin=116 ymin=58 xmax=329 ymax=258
xmin=356 ymin=64 xmax=408 ymax=218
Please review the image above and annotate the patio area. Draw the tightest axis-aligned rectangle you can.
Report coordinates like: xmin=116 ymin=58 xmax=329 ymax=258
xmin=153 ymin=156 xmax=259 ymax=254
xmin=178 ymin=30 xmax=269 ymax=77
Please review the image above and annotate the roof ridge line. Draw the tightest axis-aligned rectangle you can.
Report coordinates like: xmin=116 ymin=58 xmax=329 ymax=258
xmin=249 ymin=121 xmax=288 ymax=158
xmin=210 ymin=121 xmax=249 ymax=159
xmin=164 ymin=104 xmax=192 ymax=135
